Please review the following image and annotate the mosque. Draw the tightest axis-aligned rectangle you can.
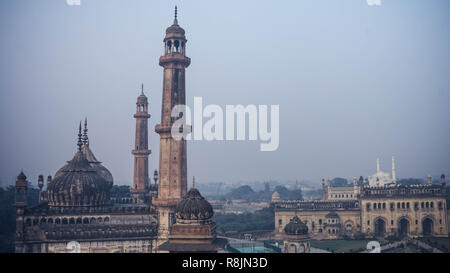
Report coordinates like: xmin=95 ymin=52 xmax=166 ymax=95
xmin=13 ymin=7 xmax=225 ymax=253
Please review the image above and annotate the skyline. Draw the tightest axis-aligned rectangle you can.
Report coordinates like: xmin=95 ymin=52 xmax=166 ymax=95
xmin=1 ymin=0 xmax=449 ymax=187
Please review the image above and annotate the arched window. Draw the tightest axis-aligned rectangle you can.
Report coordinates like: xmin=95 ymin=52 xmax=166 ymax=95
xmin=278 ymin=219 xmax=282 ymax=226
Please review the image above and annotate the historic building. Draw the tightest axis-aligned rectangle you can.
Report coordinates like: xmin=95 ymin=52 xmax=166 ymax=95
xmin=153 ymin=7 xmax=190 ymax=242
xmin=14 ymin=123 xmax=158 ymax=253
xmin=158 ymin=178 xmax=227 ymax=252
xmin=273 ymin=174 xmax=449 ymax=240
xmin=282 ymin=216 xmax=311 ymax=253
xmin=13 ymin=7 xmax=224 ymax=253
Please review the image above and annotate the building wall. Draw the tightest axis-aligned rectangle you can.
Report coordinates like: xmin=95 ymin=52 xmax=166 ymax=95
xmin=360 ymin=197 xmax=448 ymax=237
xmin=274 ymin=210 xmax=360 ymax=239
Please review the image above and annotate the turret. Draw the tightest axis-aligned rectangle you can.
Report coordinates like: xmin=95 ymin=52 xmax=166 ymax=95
xmin=38 ymin=175 xmax=44 ymax=203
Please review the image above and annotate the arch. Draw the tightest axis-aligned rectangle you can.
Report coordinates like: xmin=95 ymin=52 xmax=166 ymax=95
xmin=344 ymin=220 xmax=355 ymax=233
xmin=83 ymin=218 xmax=89 ymax=224
xmin=422 ymin=217 xmax=433 ymax=236
xmin=398 ymin=217 xmax=409 ymax=237
xmin=374 ymin=217 xmax=386 ymax=237
xmin=289 ymin=244 xmax=297 ymax=253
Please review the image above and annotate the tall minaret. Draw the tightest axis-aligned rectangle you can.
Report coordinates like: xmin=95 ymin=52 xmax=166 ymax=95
xmin=376 ymin=158 xmax=381 ymax=173
xmin=391 ymin=156 xmax=396 ymax=183
xmin=131 ymin=84 xmax=151 ymax=203
xmin=154 ymin=6 xmax=190 ymax=242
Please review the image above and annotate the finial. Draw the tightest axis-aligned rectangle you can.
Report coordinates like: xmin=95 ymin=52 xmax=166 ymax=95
xmin=77 ymin=121 xmax=83 ymax=151
xmin=192 ymin=176 xmax=195 ymax=189
xmin=82 ymin=117 xmax=89 ymax=147
xmin=173 ymin=6 xmax=178 ymax=24
xmin=141 ymin=83 xmax=144 ymax=95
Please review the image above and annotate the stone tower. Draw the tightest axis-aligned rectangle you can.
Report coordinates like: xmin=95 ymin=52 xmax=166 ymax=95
xmin=131 ymin=84 xmax=152 ymax=203
xmin=153 ymin=6 xmax=190 ymax=242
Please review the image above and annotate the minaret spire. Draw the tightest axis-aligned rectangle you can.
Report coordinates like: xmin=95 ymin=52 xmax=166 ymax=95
xmin=174 ymin=6 xmax=178 ymax=24
xmin=392 ymin=155 xmax=396 ymax=183
xmin=376 ymin=158 xmax=380 ymax=173
xmin=77 ymin=122 xmax=83 ymax=151
xmin=141 ymin=83 xmax=144 ymax=95
xmin=192 ymin=176 xmax=195 ymax=189
xmin=82 ymin=117 xmax=89 ymax=147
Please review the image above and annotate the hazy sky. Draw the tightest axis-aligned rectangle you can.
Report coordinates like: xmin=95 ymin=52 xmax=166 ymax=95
xmin=1 ymin=0 xmax=449 ymax=188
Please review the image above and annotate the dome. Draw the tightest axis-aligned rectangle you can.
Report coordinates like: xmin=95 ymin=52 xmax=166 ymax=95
xmin=83 ymin=146 xmax=114 ymax=186
xmin=272 ymin=191 xmax=280 ymax=201
xmin=137 ymin=93 xmax=148 ymax=104
xmin=175 ymin=187 xmax=214 ymax=221
xmin=284 ymin=216 xmax=308 ymax=236
xmin=166 ymin=21 xmax=185 ymax=36
xmin=47 ymin=149 xmax=112 ymax=207
xmin=17 ymin=171 xmax=27 ymax=180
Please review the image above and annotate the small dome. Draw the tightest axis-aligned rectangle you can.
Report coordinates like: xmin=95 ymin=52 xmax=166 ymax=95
xmin=272 ymin=191 xmax=280 ymax=201
xmin=137 ymin=93 xmax=148 ymax=104
xmin=284 ymin=216 xmax=308 ymax=235
xmin=48 ymin=150 xmax=112 ymax=207
xmin=17 ymin=171 xmax=27 ymax=180
xmin=166 ymin=20 xmax=185 ymax=36
xmin=175 ymin=188 xmax=214 ymax=221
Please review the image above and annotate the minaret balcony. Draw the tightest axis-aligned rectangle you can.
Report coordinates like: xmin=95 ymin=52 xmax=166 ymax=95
xmin=132 ymin=149 xmax=151 ymax=156
xmin=134 ymin=112 xmax=150 ymax=118
xmin=159 ymin=53 xmax=191 ymax=67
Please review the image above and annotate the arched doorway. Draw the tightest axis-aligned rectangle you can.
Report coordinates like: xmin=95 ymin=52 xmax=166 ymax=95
xmin=398 ymin=218 xmax=409 ymax=237
xmin=422 ymin=218 xmax=433 ymax=236
xmin=374 ymin=218 xmax=386 ymax=237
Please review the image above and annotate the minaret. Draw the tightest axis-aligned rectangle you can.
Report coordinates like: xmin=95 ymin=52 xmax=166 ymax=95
xmin=391 ymin=156 xmax=396 ymax=183
xmin=131 ymin=84 xmax=152 ymax=203
xmin=376 ymin=158 xmax=381 ymax=173
xmin=154 ymin=6 xmax=191 ymax=242
xmin=14 ymin=171 xmax=28 ymax=252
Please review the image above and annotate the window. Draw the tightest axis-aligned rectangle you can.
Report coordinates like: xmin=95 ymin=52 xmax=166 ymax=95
xmin=319 ymin=219 xmax=322 ymax=225
xmin=278 ymin=219 xmax=282 ymax=226
xmin=367 ymin=220 xmax=370 ymax=225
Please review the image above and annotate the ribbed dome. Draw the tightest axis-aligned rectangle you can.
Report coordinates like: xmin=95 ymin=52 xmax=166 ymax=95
xmin=47 ymin=149 xmax=112 ymax=207
xmin=175 ymin=188 xmax=214 ymax=221
xmin=284 ymin=216 xmax=308 ymax=235
xmin=137 ymin=93 xmax=148 ymax=104
xmin=166 ymin=20 xmax=185 ymax=36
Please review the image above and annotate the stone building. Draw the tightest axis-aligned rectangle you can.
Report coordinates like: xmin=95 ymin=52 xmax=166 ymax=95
xmin=273 ymin=174 xmax=449 ymax=239
xmin=13 ymin=7 xmax=223 ymax=253
xmin=14 ymin=123 xmax=158 ymax=253
xmin=282 ymin=216 xmax=310 ymax=253
xmin=158 ymin=178 xmax=227 ymax=253
xmin=153 ymin=6 xmax=190 ymax=242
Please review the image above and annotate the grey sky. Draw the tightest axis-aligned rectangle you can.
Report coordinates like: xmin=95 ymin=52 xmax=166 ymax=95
xmin=0 ymin=0 xmax=449 ymax=188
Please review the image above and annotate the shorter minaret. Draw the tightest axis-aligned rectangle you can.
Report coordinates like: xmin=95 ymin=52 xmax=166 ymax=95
xmin=392 ymin=156 xmax=397 ymax=183
xmin=38 ymin=175 xmax=44 ymax=203
xmin=14 ymin=171 xmax=28 ymax=251
xmin=132 ymin=84 xmax=151 ymax=203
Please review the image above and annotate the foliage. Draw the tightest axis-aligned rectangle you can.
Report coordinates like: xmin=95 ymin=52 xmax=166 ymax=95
xmin=223 ymin=185 xmax=302 ymax=202
xmin=213 ymin=207 xmax=274 ymax=233
xmin=330 ymin=177 xmax=349 ymax=187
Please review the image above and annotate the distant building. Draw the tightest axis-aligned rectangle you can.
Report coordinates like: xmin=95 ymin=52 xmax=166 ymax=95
xmin=368 ymin=156 xmax=396 ymax=187
xmin=274 ymin=174 xmax=449 ymax=239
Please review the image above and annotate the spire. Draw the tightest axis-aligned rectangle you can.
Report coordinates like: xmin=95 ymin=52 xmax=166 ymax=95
xmin=174 ymin=6 xmax=178 ymax=25
xmin=77 ymin=122 xmax=83 ymax=151
xmin=82 ymin=117 xmax=89 ymax=147
xmin=391 ymin=155 xmax=396 ymax=183
xmin=141 ymin=83 xmax=144 ymax=95
xmin=192 ymin=176 xmax=195 ymax=189
xmin=376 ymin=158 xmax=380 ymax=173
